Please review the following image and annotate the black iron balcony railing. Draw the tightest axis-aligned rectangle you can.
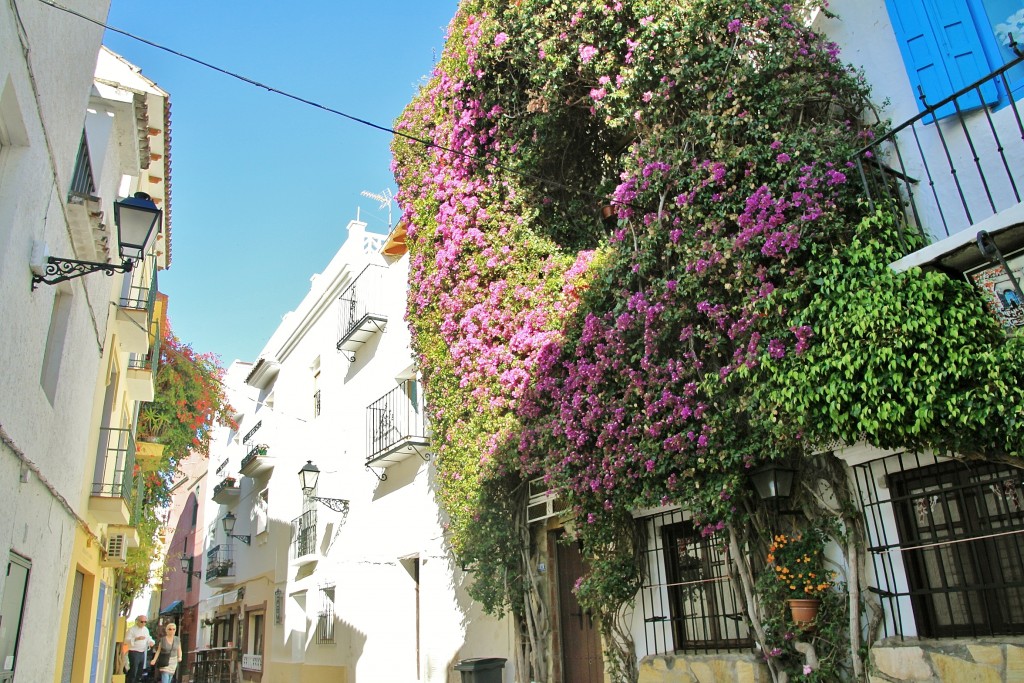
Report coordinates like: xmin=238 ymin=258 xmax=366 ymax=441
xmin=366 ymin=379 xmax=429 ymax=464
xmin=205 ymin=544 xmax=234 ymax=581
xmin=213 ymin=477 xmax=237 ymax=496
xmin=242 ymin=420 xmax=262 ymax=445
xmin=291 ymin=509 xmax=317 ymax=559
xmin=336 ymin=264 xmax=388 ymax=354
xmin=92 ymin=427 xmax=137 ymax=501
xmin=120 ymin=254 xmax=158 ymax=309
xmin=854 ymin=52 xmax=1024 ymax=242
xmin=314 ymin=389 xmax=321 ymax=417
xmin=127 ymin=319 xmax=162 ymax=372
xmin=128 ymin=474 xmax=145 ymax=527
xmin=239 ymin=444 xmax=269 ymax=472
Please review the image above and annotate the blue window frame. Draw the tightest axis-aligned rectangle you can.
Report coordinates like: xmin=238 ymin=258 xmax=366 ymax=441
xmin=885 ymin=0 xmax=1023 ymax=117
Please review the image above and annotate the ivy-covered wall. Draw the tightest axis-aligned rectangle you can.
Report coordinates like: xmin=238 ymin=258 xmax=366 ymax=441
xmin=392 ymin=1 xmax=1024 ymax=681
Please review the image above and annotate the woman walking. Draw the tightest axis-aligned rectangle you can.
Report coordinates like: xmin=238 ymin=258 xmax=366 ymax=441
xmin=150 ymin=623 xmax=182 ymax=683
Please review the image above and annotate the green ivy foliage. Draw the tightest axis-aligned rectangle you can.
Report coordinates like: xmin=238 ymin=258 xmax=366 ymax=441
xmin=757 ymin=210 xmax=1024 ymax=457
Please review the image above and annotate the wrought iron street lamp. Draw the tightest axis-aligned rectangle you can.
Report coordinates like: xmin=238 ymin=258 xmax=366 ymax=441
xmin=749 ymin=464 xmax=795 ymax=501
xmin=178 ymin=552 xmax=201 ymax=578
xmin=31 ymin=192 xmax=161 ymax=289
xmin=221 ymin=512 xmax=251 ymax=545
xmin=298 ymin=460 xmax=350 ymax=514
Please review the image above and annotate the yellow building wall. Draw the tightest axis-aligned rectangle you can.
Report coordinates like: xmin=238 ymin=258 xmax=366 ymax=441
xmin=53 ymin=526 xmax=123 ymax=683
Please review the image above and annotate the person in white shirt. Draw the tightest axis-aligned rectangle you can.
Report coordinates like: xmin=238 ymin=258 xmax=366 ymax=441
xmin=124 ymin=615 xmax=154 ymax=683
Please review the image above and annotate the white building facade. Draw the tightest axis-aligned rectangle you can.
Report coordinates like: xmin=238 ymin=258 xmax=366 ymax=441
xmin=197 ymin=218 xmax=514 ymax=683
xmin=0 ymin=1 xmax=170 ymax=680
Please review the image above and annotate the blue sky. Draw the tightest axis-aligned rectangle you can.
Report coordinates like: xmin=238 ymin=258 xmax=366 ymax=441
xmin=102 ymin=1 xmax=460 ymax=364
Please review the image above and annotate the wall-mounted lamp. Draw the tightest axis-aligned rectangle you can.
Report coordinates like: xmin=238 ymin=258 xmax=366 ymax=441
xmin=178 ymin=552 xmax=201 ymax=578
xmin=31 ymin=192 xmax=161 ymax=289
xmin=749 ymin=464 xmax=796 ymax=501
xmin=298 ymin=460 xmax=350 ymax=514
xmin=222 ymin=512 xmax=251 ymax=545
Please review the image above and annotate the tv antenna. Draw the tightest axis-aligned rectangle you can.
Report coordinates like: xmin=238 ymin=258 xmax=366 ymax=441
xmin=360 ymin=188 xmax=394 ymax=228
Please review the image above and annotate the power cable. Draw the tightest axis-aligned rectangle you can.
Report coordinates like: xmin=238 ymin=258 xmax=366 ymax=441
xmin=34 ymin=0 xmax=637 ymax=214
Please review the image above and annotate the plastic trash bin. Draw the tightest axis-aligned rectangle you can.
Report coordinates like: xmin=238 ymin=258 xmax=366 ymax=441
xmin=454 ymin=657 xmax=506 ymax=683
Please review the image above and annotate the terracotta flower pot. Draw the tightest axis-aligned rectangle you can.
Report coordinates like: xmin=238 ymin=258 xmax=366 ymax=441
xmin=787 ymin=598 xmax=821 ymax=630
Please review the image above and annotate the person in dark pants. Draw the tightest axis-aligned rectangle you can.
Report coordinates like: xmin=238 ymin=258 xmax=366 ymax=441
xmin=124 ymin=615 xmax=155 ymax=683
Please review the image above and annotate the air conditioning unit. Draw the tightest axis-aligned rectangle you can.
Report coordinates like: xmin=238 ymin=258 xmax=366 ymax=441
xmin=101 ymin=533 xmax=129 ymax=566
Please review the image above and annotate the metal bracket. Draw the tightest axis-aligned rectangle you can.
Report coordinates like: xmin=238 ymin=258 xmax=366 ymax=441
xmin=32 ymin=256 xmax=133 ymax=290
xmin=312 ymin=496 xmax=351 ymax=514
xmin=365 ymin=466 xmax=388 ymax=482
xmin=411 ymin=445 xmax=432 ymax=463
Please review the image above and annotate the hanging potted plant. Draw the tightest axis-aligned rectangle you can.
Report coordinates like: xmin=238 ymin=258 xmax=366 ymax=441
xmin=765 ymin=528 xmax=835 ymax=629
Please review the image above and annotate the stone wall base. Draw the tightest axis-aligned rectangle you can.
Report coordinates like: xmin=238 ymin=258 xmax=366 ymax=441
xmin=870 ymin=638 xmax=1024 ymax=682
xmin=638 ymin=653 xmax=770 ymax=683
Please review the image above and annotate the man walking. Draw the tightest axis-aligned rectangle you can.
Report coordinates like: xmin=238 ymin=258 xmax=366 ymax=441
xmin=125 ymin=615 xmax=154 ymax=683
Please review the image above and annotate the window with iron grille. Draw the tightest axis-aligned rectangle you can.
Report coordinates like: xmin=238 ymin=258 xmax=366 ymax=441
xmin=854 ymin=452 xmax=1024 ymax=639
xmin=316 ymin=586 xmax=335 ymax=644
xmin=636 ymin=508 xmax=750 ymax=655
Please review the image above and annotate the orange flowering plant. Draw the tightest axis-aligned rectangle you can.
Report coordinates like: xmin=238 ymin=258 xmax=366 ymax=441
xmin=766 ymin=528 xmax=835 ymax=598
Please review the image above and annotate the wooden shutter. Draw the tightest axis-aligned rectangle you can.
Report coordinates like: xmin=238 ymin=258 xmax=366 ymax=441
xmin=885 ymin=0 xmax=999 ymax=117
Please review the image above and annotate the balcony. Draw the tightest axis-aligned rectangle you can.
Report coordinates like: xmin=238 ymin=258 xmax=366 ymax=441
xmin=212 ymin=476 xmax=239 ymax=504
xmin=365 ymin=379 xmax=430 ymax=469
xmin=89 ymin=427 xmax=137 ymax=525
xmin=66 ymin=131 xmax=108 ymax=263
xmin=116 ymin=257 xmax=159 ymax=354
xmin=125 ymin=318 xmax=161 ymax=402
xmin=854 ymin=53 xmax=1024 ymax=281
xmin=205 ymin=545 xmax=235 ymax=586
xmin=241 ymin=654 xmax=262 ymax=672
xmin=290 ymin=509 xmax=318 ymax=567
xmin=239 ymin=443 xmax=273 ymax=477
xmin=336 ymin=264 xmax=388 ymax=359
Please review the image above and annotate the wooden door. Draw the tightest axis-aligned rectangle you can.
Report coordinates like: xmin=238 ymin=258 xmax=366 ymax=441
xmin=555 ymin=538 xmax=604 ymax=683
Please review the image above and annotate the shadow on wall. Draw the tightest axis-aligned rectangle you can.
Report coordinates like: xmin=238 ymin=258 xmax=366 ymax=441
xmin=370 ymin=450 xmax=422 ymax=501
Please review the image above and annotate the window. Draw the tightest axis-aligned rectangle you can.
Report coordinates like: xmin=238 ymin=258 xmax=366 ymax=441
xmin=636 ymin=509 xmax=750 ymax=655
xmin=885 ymin=0 xmax=1024 ymax=117
xmin=40 ymin=292 xmax=72 ymax=403
xmin=247 ymin=611 xmax=264 ymax=658
xmin=0 ymin=554 xmax=31 ymax=681
xmin=854 ymin=452 xmax=1024 ymax=639
xmin=255 ymin=489 xmax=269 ymax=536
xmin=315 ymin=586 xmax=335 ymax=644
xmin=889 ymin=459 xmax=1024 ymax=637
xmin=212 ymin=615 xmax=235 ymax=648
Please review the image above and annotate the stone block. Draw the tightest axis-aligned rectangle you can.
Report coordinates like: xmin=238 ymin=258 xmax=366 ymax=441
xmin=872 ymin=646 xmax=933 ymax=681
xmin=931 ymin=653 xmax=999 ymax=683
xmin=639 ymin=656 xmax=695 ymax=683
xmin=1007 ymin=645 xmax=1024 ymax=683
xmin=967 ymin=644 xmax=1003 ymax=668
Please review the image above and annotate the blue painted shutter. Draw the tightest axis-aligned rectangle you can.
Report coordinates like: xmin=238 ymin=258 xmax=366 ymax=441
xmin=89 ymin=582 xmax=105 ymax=683
xmin=885 ymin=0 xmax=998 ymax=117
